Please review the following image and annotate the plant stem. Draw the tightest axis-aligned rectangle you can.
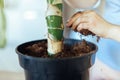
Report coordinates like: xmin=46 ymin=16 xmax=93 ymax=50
xmin=0 ymin=0 xmax=4 ymax=8
xmin=46 ymin=0 xmax=64 ymax=55
xmin=0 ymin=0 xmax=6 ymax=48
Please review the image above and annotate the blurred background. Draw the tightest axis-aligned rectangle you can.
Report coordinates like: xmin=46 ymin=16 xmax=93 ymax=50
xmin=1 ymin=0 xmax=119 ymax=80
xmin=0 ymin=0 xmax=48 ymax=79
xmin=0 ymin=0 xmax=96 ymax=70
xmin=0 ymin=0 xmax=102 ymax=80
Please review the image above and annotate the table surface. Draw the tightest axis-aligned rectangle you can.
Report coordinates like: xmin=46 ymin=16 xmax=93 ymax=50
xmin=0 ymin=71 xmax=25 ymax=80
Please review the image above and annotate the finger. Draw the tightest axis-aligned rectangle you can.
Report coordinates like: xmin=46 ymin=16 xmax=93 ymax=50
xmin=77 ymin=22 xmax=89 ymax=32
xmin=66 ymin=12 xmax=82 ymax=27
xmin=71 ymin=16 xmax=88 ymax=31
xmin=71 ymin=17 xmax=81 ymax=30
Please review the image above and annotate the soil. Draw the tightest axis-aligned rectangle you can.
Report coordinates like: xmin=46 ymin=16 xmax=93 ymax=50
xmin=80 ymin=29 xmax=100 ymax=42
xmin=80 ymin=29 xmax=95 ymax=36
xmin=24 ymin=39 xmax=95 ymax=58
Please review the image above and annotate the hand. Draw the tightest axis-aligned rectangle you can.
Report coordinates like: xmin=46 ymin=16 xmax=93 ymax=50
xmin=66 ymin=10 xmax=112 ymax=38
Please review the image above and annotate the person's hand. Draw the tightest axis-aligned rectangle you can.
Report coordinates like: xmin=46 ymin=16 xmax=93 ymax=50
xmin=66 ymin=10 xmax=112 ymax=38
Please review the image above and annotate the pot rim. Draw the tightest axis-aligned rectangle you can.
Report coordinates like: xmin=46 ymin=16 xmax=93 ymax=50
xmin=16 ymin=39 xmax=98 ymax=61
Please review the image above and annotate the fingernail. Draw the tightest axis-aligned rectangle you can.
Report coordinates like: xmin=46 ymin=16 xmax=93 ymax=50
xmin=67 ymin=19 xmax=70 ymax=23
xmin=66 ymin=23 xmax=69 ymax=27
xmin=66 ymin=21 xmax=69 ymax=26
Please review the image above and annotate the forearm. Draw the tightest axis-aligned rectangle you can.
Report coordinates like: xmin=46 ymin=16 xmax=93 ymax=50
xmin=65 ymin=0 xmax=98 ymax=9
xmin=107 ymin=25 xmax=120 ymax=42
xmin=76 ymin=0 xmax=98 ymax=8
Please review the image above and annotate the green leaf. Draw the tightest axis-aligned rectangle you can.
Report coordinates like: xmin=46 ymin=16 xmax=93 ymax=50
xmin=47 ymin=0 xmax=54 ymax=4
xmin=55 ymin=4 xmax=62 ymax=11
xmin=48 ymin=29 xmax=63 ymax=41
xmin=46 ymin=16 xmax=62 ymax=28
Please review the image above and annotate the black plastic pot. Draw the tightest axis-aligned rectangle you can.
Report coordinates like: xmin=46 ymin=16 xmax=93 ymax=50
xmin=16 ymin=39 xmax=97 ymax=80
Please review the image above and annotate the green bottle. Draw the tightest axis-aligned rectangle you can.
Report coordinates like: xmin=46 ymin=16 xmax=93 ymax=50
xmin=0 ymin=0 xmax=6 ymax=48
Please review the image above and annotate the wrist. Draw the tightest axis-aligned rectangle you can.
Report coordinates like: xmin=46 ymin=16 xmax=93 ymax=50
xmin=106 ymin=24 xmax=119 ymax=40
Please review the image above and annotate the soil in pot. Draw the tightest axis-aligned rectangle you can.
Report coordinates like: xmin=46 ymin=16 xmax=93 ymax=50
xmin=22 ymin=39 xmax=95 ymax=58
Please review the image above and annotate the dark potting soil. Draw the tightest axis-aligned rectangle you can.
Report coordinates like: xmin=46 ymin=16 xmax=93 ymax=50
xmin=80 ymin=29 xmax=100 ymax=42
xmin=80 ymin=29 xmax=95 ymax=36
xmin=23 ymin=39 xmax=95 ymax=58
